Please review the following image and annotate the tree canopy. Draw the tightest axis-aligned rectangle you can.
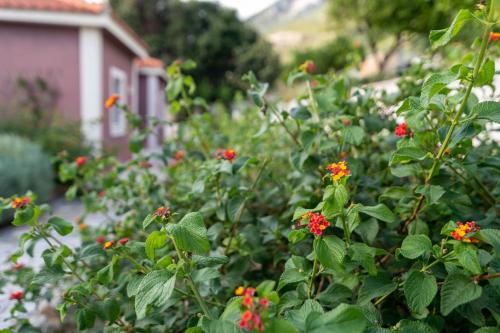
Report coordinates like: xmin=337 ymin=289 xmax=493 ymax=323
xmin=328 ymin=0 xmax=476 ymax=71
xmin=111 ymin=0 xmax=281 ymax=102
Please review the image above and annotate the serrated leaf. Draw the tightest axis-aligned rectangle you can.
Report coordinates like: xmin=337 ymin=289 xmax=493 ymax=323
xmin=429 ymin=9 xmax=473 ymax=49
xmin=358 ymin=275 xmax=397 ymax=305
xmin=404 ymin=270 xmax=437 ymax=314
xmin=440 ymin=273 xmax=482 ymax=316
xmin=400 ymin=234 xmax=432 ymax=259
xmin=167 ymin=212 xmax=209 ymax=254
xmin=473 ymin=101 xmax=500 ymax=123
xmin=308 ymin=304 xmax=367 ymax=333
xmin=314 ymin=236 xmax=346 ymax=269
xmin=454 ymin=242 xmax=482 ymax=275
xmin=135 ymin=270 xmax=176 ymax=319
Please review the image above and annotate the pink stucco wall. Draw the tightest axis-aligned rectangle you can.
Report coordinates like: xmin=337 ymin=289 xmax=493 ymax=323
xmin=102 ymin=30 xmax=136 ymax=160
xmin=0 ymin=22 xmax=80 ymax=121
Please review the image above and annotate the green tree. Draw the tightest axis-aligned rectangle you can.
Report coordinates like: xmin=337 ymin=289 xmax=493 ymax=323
xmin=111 ymin=0 xmax=281 ymax=102
xmin=328 ymin=0 xmax=476 ymax=72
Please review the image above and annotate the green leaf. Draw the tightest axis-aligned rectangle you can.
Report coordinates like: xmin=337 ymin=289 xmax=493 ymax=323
xmin=267 ymin=319 xmax=299 ymax=333
xmin=135 ymin=270 xmax=176 ymax=319
xmin=145 ymin=231 xmax=167 ymax=260
xmin=440 ymin=273 xmax=482 ymax=316
xmin=429 ymin=9 xmax=473 ymax=49
xmin=475 ymin=58 xmax=495 ymax=87
xmin=278 ymin=256 xmax=309 ymax=290
xmin=420 ymin=71 xmax=457 ymax=106
xmin=477 ymin=229 xmax=500 ymax=251
xmin=206 ymin=319 xmax=243 ymax=333
xmin=309 ymin=304 xmax=367 ymax=333
xmin=142 ymin=214 xmax=155 ymax=230
xmin=290 ymin=106 xmax=311 ymax=120
xmin=12 ymin=205 xmax=40 ymax=227
xmin=358 ymin=275 xmax=397 ymax=305
xmin=404 ymin=270 xmax=437 ymax=314
xmin=288 ymin=229 xmax=308 ymax=244
xmin=349 ymin=243 xmax=378 ymax=275
xmin=398 ymin=320 xmax=438 ymax=333
xmin=76 ymin=308 xmax=96 ymax=331
xmin=47 ymin=217 xmax=74 ymax=236
xmin=400 ymin=235 xmax=432 ymax=259
xmin=390 ymin=147 xmax=428 ymax=165
xmin=357 ymin=204 xmax=395 ymax=223
xmin=454 ymin=242 xmax=482 ymax=275
xmin=314 ymin=236 xmax=346 ymax=269
xmin=473 ymin=101 xmax=500 ymax=123
xmin=342 ymin=126 xmax=365 ymax=145
xmin=167 ymin=212 xmax=209 ymax=254
xmin=98 ymin=299 xmax=120 ymax=322
xmin=474 ymin=328 xmax=500 ymax=333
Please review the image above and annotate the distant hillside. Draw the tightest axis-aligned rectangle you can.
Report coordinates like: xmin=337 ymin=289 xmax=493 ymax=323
xmin=248 ymin=0 xmax=333 ymax=62
xmin=248 ymin=0 xmax=326 ymax=33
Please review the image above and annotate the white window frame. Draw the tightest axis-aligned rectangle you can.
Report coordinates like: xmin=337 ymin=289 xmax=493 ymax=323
xmin=108 ymin=67 xmax=127 ymax=137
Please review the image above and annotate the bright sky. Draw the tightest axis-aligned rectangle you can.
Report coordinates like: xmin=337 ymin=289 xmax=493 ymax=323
xmin=206 ymin=0 xmax=279 ymax=19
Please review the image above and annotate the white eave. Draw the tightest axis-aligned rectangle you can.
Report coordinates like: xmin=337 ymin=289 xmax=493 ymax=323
xmin=0 ymin=8 xmax=148 ymax=58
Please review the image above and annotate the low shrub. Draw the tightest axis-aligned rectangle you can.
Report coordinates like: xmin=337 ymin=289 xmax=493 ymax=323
xmin=0 ymin=3 xmax=499 ymax=333
xmin=0 ymin=134 xmax=54 ymax=205
xmin=290 ymin=36 xmax=365 ymax=74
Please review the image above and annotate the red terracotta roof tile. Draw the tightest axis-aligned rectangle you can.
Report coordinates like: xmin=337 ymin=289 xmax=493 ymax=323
xmin=0 ymin=0 xmax=104 ymax=14
xmin=135 ymin=57 xmax=164 ymax=69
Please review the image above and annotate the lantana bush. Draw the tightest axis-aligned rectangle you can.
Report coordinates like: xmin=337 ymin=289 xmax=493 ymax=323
xmin=1 ymin=2 xmax=500 ymax=333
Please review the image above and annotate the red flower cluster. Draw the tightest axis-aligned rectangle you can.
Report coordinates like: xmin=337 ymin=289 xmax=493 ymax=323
xmin=238 ymin=287 xmax=268 ymax=332
xmin=395 ymin=122 xmax=408 ymax=137
xmin=153 ymin=206 xmax=171 ymax=219
xmin=12 ymin=263 xmax=24 ymax=271
xmin=175 ymin=150 xmax=186 ymax=161
xmin=299 ymin=60 xmax=315 ymax=74
xmin=75 ymin=156 xmax=87 ymax=167
xmin=489 ymin=32 xmax=500 ymax=42
xmin=11 ymin=197 xmax=31 ymax=209
xmin=100 ymin=237 xmax=129 ymax=250
xmin=139 ymin=161 xmax=152 ymax=169
xmin=451 ymin=221 xmax=480 ymax=243
xmin=326 ymin=161 xmax=350 ymax=182
xmin=303 ymin=212 xmax=330 ymax=236
xmin=105 ymin=94 xmax=120 ymax=110
xmin=214 ymin=148 xmax=237 ymax=161
xmin=9 ymin=291 xmax=24 ymax=300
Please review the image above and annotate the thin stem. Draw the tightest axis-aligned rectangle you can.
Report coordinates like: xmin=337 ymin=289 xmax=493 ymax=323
xmin=171 ymin=237 xmax=213 ymax=319
xmin=340 ymin=213 xmax=350 ymax=247
xmin=403 ymin=6 xmax=495 ymax=231
xmin=421 ymin=251 xmax=455 ymax=272
xmin=269 ymin=106 xmax=303 ymax=148
xmin=306 ymin=81 xmax=320 ymax=122
xmin=224 ymin=159 xmax=269 ymax=255
xmin=308 ymin=256 xmax=319 ymax=298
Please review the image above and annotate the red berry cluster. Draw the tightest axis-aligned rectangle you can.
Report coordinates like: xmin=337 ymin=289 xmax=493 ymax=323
xmin=98 ymin=237 xmax=129 ymax=250
xmin=238 ymin=287 xmax=268 ymax=332
xmin=303 ymin=212 xmax=330 ymax=236
xmin=395 ymin=122 xmax=408 ymax=137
